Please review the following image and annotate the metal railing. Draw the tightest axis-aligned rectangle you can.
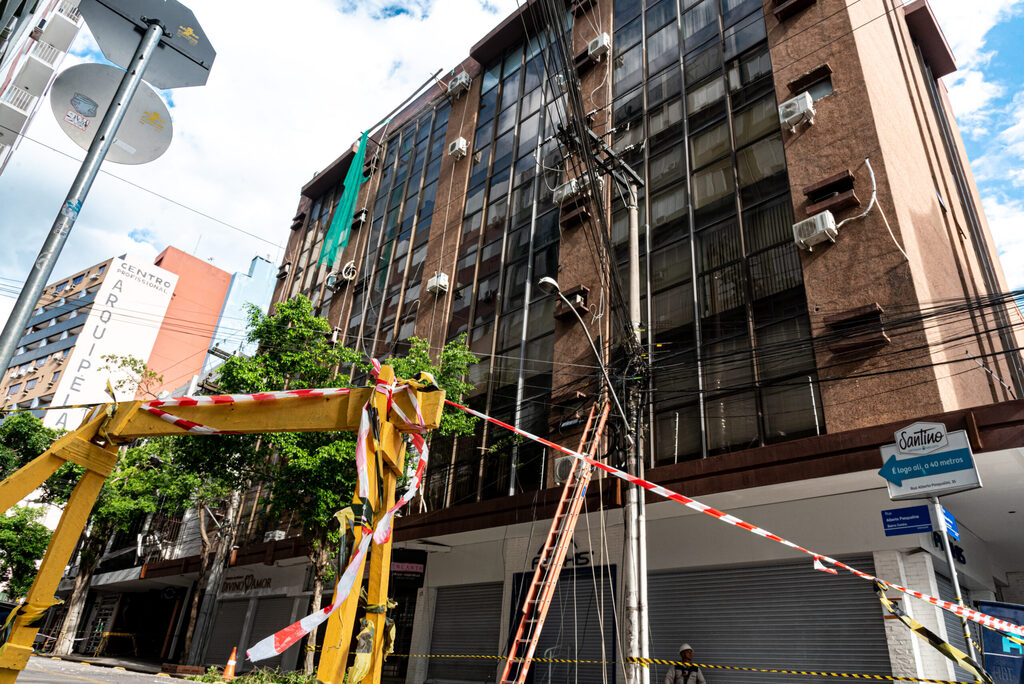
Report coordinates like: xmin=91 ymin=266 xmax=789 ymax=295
xmin=0 ymin=86 xmax=35 ymax=112
xmin=30 ymin=40 xmax=61 ymax=65
xmin=55 ymin=0 xmax=82 ymax=22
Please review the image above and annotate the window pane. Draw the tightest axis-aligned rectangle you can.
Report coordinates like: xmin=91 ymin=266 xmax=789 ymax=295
xmin=646 ymin=0 xmax=677 ymax=33
xmin=647 ymin=23 xmax=680 ymax=76
xmin=749 ymin=244 xmax=801 ymax=301
xmin=648 ymin=97 xmax=684 ymax=143
xmin=482 ymin=62 xmax=500 ymax=93
xmin=704 ymin=334 xmax=753 ymax=391
xmin=698 ymin=262 xmax=745 ymax=319
xmin=650 ymin=239 xmax=692 ymax=291
xmin=689 ymin=120 xmax=730 ymax=169
xmin=756 ymin=316 xmax=813 ymax=380
xmin=743 ymin=197 xmax=793 ymax=253
xmin=613 ymin=44 xmax=643 ymax=97
xmin=650 ymin=183 xmax=688 ymax=230
xmin=736 ymin=133 xmax=786 ymax=200
xmin=647 ymin=68 xmax=681 ymax=109
xmin=696 ymin=218 xmax=741 ymax=273
xmin=733 ymin=94 xmax=778 ymax=147
xmin=614 ymin=87 xmax=646 ymax=128
xmin=654 ymin=403 xmax=702 ymax=465
xmin=724 ymin=11 xmax=766 ymax=59
xmin=683 ymin=0 xmax=718 ymax=51
xmin=727 ymin=45 xmax=771 ymax=92
xmin=685 ymin=41 xmax=722 ymax=85
xmin=692 ymin=157 xmax=734 ymax=209
xmin=722 ymin=0 xmax=761 ymax=27
xmin=705 ymin=392 xmax=759 ymax=453
xmin=614 ymin=15 xmax=642 ymax=58
xmin=761 ymin=383 xmax=821 ymax=443
xmin=653 ymin=281 xmax=694 ymax=340
xmin=649 ymin=145 xmax=686 ymax=189
xmin=686 ymin=77 xmax=725 ymax=115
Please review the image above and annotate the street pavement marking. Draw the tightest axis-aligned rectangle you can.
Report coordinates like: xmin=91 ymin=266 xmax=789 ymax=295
xmin=25 ymin=667 xmax=111 ymax=684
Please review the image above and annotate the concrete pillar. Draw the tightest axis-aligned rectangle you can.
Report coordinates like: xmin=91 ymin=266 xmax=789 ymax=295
xmin=405 ymin=586 xmax=435 ymax=684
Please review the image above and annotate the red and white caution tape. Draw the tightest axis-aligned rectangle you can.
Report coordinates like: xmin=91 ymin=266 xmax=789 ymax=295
xmin=446 ymin=399 xmax=1024 ymax=639
xmin=246 ymin=364 xmax=434 ymax=663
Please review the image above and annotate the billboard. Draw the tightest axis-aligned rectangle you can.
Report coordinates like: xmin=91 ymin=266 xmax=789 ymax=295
xmin=45 ymin=256 xmax=178 ymax=430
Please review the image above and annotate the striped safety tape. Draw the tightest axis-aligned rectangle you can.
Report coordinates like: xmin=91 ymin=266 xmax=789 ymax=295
xmin=874 ymin=581 xmax=990 ymax=683
xmin=445 ymin=399 xmax=1024 ymax=640
xmin=388 ymin=654 xmax=975 ymax=682
xmin=246 ymin=364 xmax=434 ymax=663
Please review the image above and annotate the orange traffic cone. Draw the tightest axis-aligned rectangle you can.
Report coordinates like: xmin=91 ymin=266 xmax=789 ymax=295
xmin=223 ymin=647 xmax=237 ymax=681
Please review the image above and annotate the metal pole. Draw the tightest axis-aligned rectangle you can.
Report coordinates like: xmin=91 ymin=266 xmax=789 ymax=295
xmin=930 ymin=496 xmax=977 ymax=660
xmin=0 ymin=21 xmax=164 ymax=374
xmin=623 ymin=183 xmax=649 ymax=684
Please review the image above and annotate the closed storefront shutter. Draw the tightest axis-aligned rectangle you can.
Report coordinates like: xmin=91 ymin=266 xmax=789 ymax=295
xmin=937 ymin=574 xmax=980 ymax=681
xmin=205 ymin=599 xmax=248 ymax=666
xmin=247 ymin=597 xmax=295 ymax=672
xmin=428 ymin=582 xmax=503 ymax=683
xmin=509 ymin=565 xmax=617 ymax=684
xmin=648 ymin=556 xmax=891 ymax=684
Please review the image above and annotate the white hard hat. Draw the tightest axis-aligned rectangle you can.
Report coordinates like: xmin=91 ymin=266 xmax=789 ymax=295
xmin=679 ymin=643 xmax=693 ymax=653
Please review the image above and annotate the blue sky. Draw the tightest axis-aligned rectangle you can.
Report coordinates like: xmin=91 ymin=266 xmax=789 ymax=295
xmin=932 ymin=0 xmax=1024 ymax=289
xmin=0 ymin=0 xmax=1021 ymax=329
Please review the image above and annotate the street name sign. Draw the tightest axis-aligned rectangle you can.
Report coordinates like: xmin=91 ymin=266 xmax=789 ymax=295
xmin=879 ymin=422 xmax=981 ymax=500
xmin=942 ymin=506 xmax=960 ymax=541
xmin=881 ymin=505 xmax=932 ymax=536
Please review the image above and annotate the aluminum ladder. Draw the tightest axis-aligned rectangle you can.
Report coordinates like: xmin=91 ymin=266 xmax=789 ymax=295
xmin=499 ymin=402 xmax=610 ymax=684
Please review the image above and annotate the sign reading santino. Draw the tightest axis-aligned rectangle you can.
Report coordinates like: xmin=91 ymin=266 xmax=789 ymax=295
xmin=46 ymin=256 xmax=178 ymax=430
xmin=878 ymin=422 xmax=982 ymax=501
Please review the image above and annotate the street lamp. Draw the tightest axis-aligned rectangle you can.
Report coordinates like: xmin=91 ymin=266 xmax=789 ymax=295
xmin=537 ymin=276 xmax=632 ymax=444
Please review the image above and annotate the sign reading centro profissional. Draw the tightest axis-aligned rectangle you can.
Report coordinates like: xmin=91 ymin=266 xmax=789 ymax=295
xmin=878 ymin=421 xmax=982 ymax=500
xmin=45 ymin=257 xmax=177 ymax=430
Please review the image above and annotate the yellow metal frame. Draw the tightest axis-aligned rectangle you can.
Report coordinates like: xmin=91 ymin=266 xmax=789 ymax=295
xmin=0 ymin=367 xmax=443 ymax=684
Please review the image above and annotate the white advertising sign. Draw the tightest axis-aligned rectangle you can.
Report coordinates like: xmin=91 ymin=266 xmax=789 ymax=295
xmin=879 ymin=424 xmax=982 ymax=501
xmin=45 ymin=257 xmax=177 ymax=430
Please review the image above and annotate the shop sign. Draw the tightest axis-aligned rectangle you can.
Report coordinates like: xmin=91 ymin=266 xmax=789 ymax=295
xmin=879 ymin=423 xmax=981 ymax=500
xmin=221 ymin=573 xmax=272 ymax=595
xmin=978 ymin=601 xmax=1024 ymax=684
xmin=531 ymin=540 xmax=592 ymax=570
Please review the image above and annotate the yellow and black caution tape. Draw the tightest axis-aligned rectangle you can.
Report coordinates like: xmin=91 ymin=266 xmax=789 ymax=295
xmin=389 ymin=654 xmax=976 ymax=683
xmin=874 ymin=581 xmax=991 ymax=684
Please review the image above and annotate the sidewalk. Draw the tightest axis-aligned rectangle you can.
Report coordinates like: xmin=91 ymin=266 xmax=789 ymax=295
xmin=37 ymin=652 xmax=172 ymax=676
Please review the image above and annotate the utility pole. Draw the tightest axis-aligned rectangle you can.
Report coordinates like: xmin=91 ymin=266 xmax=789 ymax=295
xmin=930 ymin=496 xmax=977 ymax=661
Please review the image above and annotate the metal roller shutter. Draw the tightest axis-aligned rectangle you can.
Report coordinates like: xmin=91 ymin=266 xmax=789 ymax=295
xmin=428 ymin=582 xmax=503 ymax=683
xmin=246 ymin=597 xmax=294 ymax=672
xmin=509 ymin=565 xmax=617 ymax=684
xmin=647 ymin=556 xmax=891 ymax=684
xmin=936 ymin=574 xmax=981 ymax=681
xmin=204 ymin=599 xmax=248 ymax=666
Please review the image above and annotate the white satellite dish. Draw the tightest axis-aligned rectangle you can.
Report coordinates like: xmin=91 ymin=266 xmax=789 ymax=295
xmin=50 ymin=63 xmax=173 ymax=165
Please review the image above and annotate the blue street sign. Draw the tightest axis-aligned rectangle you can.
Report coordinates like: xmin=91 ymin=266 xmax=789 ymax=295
xmin=882 ymin=505 xmax=933 ymax=536
xmin=978 ymin=601 xmax=1024 ymax=684
xmin=878 ymin=448 xmax=975 ymax=487
xmin=942 ymin=506 xmax=960 ymax=541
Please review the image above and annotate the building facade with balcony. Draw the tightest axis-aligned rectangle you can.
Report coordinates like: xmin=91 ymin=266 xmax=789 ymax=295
xmin=35 ymin=0 xmax=1024 ymax=680
xmin=261 ymin=0 xmax=1024 ymax=681
xmin=0 ymin=0 xmax=83 ymax=175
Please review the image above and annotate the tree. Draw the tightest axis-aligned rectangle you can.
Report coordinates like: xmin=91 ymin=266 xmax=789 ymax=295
xmin=100 ymin=353 xmax=165 ymax=399
xmin=0 ymin=412 xmax=60 ymax=481
xmin=214 ymin=296 xmax=478 ymax=673
xmin=0 ymin=506 xmax=51 ymax=599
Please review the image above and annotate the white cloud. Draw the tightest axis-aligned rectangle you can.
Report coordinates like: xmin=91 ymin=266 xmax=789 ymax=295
xmin=0 ymin=0 xmax=520 ymax=324
xmin=981 ymin=194 xmax=1024 ymax=290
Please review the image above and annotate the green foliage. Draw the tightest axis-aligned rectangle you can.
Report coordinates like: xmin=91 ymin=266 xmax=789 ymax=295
xmin=0 ymin=506 xmax=51 ymax=599
xmin=188 ymin=666 xmax=318 ymax=683
xmin=100 ymin=353 xmax=165 ymax=399
xmin=0 ymin=412 xmax=59 ymax=480
xmin=388 ymin=334 xmax=478 ymax=437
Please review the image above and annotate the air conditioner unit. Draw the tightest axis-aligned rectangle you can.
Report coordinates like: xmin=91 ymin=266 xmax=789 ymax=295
xmin=778 ymin=91 xmax=815 ymax=132
xmin=553 ymin=175 xmax=604 ymax=205
xmin=448 ymin=137 xmax=468 ymax=160
xmin=340 ymin=260 xmax=358 ymax=281
xmin=264 ymin=530 xmax=287 ymax=543
xmin=89 ymin=273 xmax=99 ymax=280
xmin=793 ymin=210 xmax=837 ymax=251
xmin=426 ymin=272 xmax=450 ymax=295
xmin=353 ymin=207 xmax=368 ymax=225
xmin=325 ymin=272 xmax=342 ymax=291
xmin=447 ymin=71 xmax=472 ymax=98
xmin=588 ymin=32 xmax=611 ymax=60
xmin=553 ymin=455 xmax=577 ymax=484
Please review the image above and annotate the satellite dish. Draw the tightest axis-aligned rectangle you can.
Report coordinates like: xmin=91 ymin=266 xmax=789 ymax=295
xmin=50 ymin=63 xmax=173 ymax=165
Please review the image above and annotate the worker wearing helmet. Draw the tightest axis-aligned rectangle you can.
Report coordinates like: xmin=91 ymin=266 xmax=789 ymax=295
xmin=665 ymin=643 xmax=706 ymax=684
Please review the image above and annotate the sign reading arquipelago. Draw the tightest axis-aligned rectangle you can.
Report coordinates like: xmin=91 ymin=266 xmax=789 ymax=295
xmin=879 ymin=422 xmax=982 ymax=500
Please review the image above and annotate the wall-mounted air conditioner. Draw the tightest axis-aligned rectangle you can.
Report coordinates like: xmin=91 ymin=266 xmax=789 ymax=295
xmin=264 ymin=530 xmax=287 ymax=543
xmin=553 ymin=455 xmax=576 ymax=484
xmin=588 ymin=33 xmax=611 ymax=60
xmin=448 ymin=137 xmax=468 ymax=160
xmin=553 ymin=175 xmax=604 ymax=205
xmin=779 ymin=91 xmax=815 ymax=132
xmin=793 ymin=210 xmax=837 ymax=251
xmin=447 ymin=71 xmax=471 ymax=98
xmin=426 ymin=273 xmax=450 ymax=295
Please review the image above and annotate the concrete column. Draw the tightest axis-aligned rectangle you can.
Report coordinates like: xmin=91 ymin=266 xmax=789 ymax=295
xmin=874 ymin=550 xmax=955 ymax=682
xmin=405 ymin=586 xmax=435 ymax=684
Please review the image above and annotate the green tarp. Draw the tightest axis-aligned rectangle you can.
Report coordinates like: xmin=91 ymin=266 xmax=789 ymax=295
xmin=318 ymin=131 xmax=369 ymax=268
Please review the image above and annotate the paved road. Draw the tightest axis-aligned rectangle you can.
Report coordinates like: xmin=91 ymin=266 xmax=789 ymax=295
xmin=18 ymin=657 xmax=172 ymax=683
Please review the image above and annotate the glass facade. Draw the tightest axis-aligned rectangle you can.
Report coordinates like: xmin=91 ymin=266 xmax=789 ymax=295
xmin=611 ymin=0 xmax=823 ymax=464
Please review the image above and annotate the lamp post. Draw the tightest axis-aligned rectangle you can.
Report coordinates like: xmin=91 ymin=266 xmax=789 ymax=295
xmin=538 ymin=275 xmax=649 ymax=684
